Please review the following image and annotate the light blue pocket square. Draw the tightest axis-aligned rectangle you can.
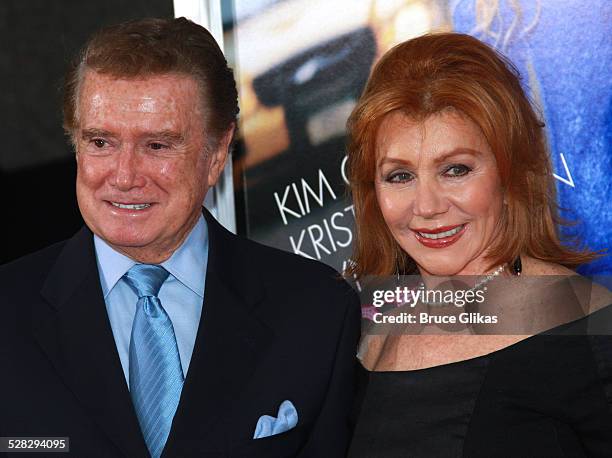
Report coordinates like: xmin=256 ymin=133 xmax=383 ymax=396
xmin=253 ymin=400 xmax=298 ymax=439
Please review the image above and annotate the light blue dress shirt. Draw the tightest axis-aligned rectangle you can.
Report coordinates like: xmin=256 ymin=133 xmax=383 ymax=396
xmin=94 ymin=214 xmax=208 ymax=384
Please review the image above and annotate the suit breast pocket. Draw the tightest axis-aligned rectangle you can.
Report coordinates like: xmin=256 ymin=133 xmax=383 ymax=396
xmin=230 ymin=425 xmax=306 ymax=458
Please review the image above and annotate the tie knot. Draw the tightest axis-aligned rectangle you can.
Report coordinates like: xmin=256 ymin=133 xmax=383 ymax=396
xmin=124 ymin=264 xmax=169 ymax=298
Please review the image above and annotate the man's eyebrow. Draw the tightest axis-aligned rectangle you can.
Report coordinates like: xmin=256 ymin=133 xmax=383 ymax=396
xmin=142 ymin=131 xmax=186 ymax=143
xmin=79 ymin=129 xmax=186 ymax=143
xmin=81 ymin=128 xmax=113 ymax=140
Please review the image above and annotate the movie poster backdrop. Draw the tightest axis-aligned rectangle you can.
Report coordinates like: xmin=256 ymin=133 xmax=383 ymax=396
xmin=222 ymin=0 xmax=611 ymax=275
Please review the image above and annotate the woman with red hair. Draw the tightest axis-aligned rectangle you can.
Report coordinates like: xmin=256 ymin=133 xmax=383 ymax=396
xmin=346 ymin=33 xmax=611 ymax=456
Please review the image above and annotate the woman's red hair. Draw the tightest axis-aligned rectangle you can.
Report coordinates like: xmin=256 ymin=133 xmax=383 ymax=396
xmin=346 ymin=33 xmax=596 ymax=277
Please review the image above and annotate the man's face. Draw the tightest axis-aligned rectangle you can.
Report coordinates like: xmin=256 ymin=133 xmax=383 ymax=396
xmin=75 ymin=71 xmax=229 ymax=262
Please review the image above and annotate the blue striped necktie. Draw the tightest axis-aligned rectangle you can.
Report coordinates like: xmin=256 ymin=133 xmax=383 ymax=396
xmin=125 ymin=264 xmax=184 ymax=458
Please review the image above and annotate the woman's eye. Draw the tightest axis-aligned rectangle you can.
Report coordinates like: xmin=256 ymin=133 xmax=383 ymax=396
xmin=386 ymin=171 xmax=414 ymax=183
xmin=444 ymin=164 xmax=471 ymax=177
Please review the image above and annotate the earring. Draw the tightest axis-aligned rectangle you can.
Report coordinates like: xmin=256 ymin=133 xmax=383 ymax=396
xmin=512 ymin=256 xmax=522 ymax=276
xmin=395 ymin=247 xmax=408 ymax=278
xmin=394 ymin=252 xmax=404 ymax=308
xmin=395 ymin=252 xmax=401 ymax=283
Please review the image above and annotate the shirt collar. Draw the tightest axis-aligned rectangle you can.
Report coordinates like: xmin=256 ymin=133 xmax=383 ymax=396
xmin=94 ymin=213 xmax=208 ymax=299
xmin=161 ymin=214 xmax=208 ymax=298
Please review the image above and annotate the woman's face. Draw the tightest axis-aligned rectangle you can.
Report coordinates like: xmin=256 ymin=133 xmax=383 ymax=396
xmin=375 ymin=109 xmax=504 ymax=276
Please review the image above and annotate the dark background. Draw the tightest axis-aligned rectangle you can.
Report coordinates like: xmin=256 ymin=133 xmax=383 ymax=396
xmin=1 ymin=0 xmax=174 ymax=264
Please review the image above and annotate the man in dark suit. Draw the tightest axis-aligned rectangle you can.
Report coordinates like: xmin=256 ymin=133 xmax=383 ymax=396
xmin=0 ymin=18 xmax=360 ymax=457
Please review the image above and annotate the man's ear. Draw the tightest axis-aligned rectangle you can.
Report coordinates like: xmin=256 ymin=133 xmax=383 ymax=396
xmin=207 ymin=123 xmax=235 ymax=187
xmin=72 ymin=133 xmax=79 ymax=163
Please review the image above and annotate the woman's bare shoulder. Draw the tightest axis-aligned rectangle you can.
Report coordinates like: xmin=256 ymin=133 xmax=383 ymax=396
xmin=521 ymin=255 xmax=611 ymax=314
xmin=521 ymin=255 xmax=576 ymax=276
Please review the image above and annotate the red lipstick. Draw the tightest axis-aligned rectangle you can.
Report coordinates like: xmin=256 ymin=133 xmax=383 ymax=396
xmin=412 ymin=224 xmax=467 ymax=248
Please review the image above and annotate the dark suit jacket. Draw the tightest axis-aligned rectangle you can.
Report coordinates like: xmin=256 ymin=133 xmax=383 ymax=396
xmin=0 ymin=210 xmax=361 ymax=457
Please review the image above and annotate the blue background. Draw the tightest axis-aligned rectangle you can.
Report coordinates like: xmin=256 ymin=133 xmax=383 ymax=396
xmin=453 ymin=0 xmax=611 ymax=275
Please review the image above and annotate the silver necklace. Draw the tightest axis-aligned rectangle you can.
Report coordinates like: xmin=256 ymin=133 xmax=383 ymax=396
xmin=417 ymin=264 xmax=505 ymax=306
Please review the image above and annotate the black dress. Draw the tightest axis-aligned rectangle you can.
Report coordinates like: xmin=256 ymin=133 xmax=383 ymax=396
xmin=349 ymin=305 xmax=612 ymax=457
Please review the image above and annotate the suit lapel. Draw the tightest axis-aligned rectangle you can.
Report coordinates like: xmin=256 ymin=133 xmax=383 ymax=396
xmin=33 ymin=213 xmax=275 ymax=456
xmin=164 ymin=210 xmax=275 ymax=454
xmin=35 ymin=227 xmax=149 ymax=458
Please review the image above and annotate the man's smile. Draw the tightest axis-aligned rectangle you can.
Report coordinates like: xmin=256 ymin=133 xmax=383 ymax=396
xmin=110 ymin=201 xmax=152 ymax=210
